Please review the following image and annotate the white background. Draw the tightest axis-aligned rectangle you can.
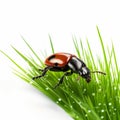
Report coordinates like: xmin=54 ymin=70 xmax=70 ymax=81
xmin=0 ymin=0 xmax=120 ymax=120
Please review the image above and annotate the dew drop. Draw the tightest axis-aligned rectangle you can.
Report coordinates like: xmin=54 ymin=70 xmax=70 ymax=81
xmin=103 ymin=103 xmax=106 ymax=106
xmin=101 ymin=109 xmax=105 ymax=112
xmin=70 ymin=105 xmax=73 ymax=108
xmin=72 ymin=101 xmax=75 ymax=104
xmin=84 ymin=89 xmax=86 ymax=91
xmin=88 ymin=110 xmax=91 ymax=113
xmin=108 ymin=102 xmax=112 ymax=106
xmin=64 ymin=105 xmax=67 ymax=107
xmin=76 ymin=116 xmax=79 ymax=119
xmin=114 ymin=87 xmax=117 ymax=90
xmin=72 ymin=91 xmax=74 ymax=93
xmin=114 ymin=108 xmax=117 ymax=111
xmin=45 ymin=87 xmax=49 ymax=90
xmin=109 ymin=109 xmax=112 ymax=112
xmin=113 ymin=112 xmax=115 ymax=115
xmin=58 ymin=98 xmax=62 ymax=101
xmin=95 ymin=106 xmax=99 ymax=109
xmin=92 ymin=93 xmax=95 ymax=96
xmin=85 ymin=114 xmax=88 ymax=117
xmin=101 ymin=116 xmax=104 ymax=119
xmin=98 ymin=103 xmax=102 ymax=106
xmin=56 ymin=101 xmax=59 ymax=104
xmin=104 ymin=94 xmax=106 ymax=97
xmin=98 ymin=88 xmax=102 ymax=92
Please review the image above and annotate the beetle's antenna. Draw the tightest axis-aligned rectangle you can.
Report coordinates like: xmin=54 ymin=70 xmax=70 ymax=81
xmin=91 ymin=71 xmax=106 ymax=75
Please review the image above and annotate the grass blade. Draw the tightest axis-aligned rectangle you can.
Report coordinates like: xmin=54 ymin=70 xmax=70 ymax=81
xmin=21 ymin=36 xmax=43 ymax=65
xmin=49 ymin=35 xmax=55 ymax=54
xmin=0 ymin=50 xmax=26 ymax=74
xmin=96 ymin=26 xmax=109 ymax=73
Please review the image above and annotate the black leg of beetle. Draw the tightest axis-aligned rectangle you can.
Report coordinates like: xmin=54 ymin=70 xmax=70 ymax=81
xmin=54 ymin=71 xmax=73 ymax=89
xmin=32 ymin=66 xmax=52 ymax=80
xmin=38 ymin=68 xmax=44 ymax=72
xmin=91 ymin=71 xmax=106 ymax=75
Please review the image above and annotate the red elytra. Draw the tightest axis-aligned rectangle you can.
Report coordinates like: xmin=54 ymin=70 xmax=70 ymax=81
xmin=45 ymin=53 xmax=76 ymax=67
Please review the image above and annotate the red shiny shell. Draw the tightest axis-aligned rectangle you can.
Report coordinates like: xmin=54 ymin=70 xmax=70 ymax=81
xmin=45 ymin=53 xmax=76 ymax=67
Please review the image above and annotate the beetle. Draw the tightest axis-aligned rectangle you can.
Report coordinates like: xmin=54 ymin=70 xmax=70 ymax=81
xmin=32 ymin=52 xmax=106 ymax=88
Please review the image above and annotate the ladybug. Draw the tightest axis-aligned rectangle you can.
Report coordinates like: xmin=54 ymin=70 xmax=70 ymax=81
xmin=32 ymin=53 xmax=106 ymax=88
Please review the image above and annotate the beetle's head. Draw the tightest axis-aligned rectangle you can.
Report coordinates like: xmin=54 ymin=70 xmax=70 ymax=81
xmin=79 ymin=66 xmax=91 ymax=82
xmin=79 ymin=67 xmax=106 ymax=82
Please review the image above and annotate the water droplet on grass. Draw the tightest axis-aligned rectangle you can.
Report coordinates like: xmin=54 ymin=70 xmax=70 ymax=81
xmin=76 ymin=116 xmax=79 ymax=119
xmin=72 ymin=91 xmax=74 ymax=93
xmin=109 ymin=109 xmax=112 ymax=112
xmin=85 ymin=114 xmax=88 ymax=117
xmin=113 ymin=112 xmax=115 ymax=115
xmin=112 ymin=106 xmax=114 ymax=109
xmin=98 ymin=103 xmax=102 ymax=106
xmin=84 ymin=89 xmax=86 ymax=91
xmin=101 ymin=109 xmax=105 ymax=112
xmin=114 ymin=86 xmax=117 ymax=90
xmin=108 ymin=102 xmax=112 ymax=106
xmin=103 ymin=103 xmax=106 ymax=106
xmin=58 ymin=98 xmax=62 ymax=101
xmin=70 ymin=105 xmax=73 ymax=108
xmin=45 ymin=87 xmax=49 ymax=90
xmin=98 ymin=88 xmax=102 ymax=92
xmin=92 ymin=93 xmax=95 ymax=96
xmin=95 ymin=106 xmax=99 ymax=109
xmin=101 ymin=116 xmax=104 ymax=119
xmin=56 ymin=101 xmax=59 ymax=104
xmin=88 ymin=110 xmax=91 ymax=113
xmin=64 ymin=105 xmax=67 ymax=107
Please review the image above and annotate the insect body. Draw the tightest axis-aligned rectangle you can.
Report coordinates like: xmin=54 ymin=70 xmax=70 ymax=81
xmin=32 ymin=53 xmax=106 ymax=88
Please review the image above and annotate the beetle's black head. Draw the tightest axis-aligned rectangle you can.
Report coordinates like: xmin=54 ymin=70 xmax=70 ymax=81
xmin=79 ymin=66 xmax=91 ymax=83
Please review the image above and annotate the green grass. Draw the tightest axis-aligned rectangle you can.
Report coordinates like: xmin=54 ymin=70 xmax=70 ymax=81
xmin=1 ymin=27 xmax=120 ymax=120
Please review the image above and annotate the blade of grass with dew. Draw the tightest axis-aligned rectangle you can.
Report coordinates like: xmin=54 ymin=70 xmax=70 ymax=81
xmin=9 ymin=41 xmax=90 ymax=119
xmin=96 ymin=26 xmax=109 ymax=74
xmin=97 ymin=26 xmax=113 ymax=100
xmin=1 ymin=29 xmax=120 ymax=120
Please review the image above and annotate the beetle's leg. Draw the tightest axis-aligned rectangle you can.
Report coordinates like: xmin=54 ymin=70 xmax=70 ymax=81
xmin=54 ymin=71 xmax=73 ymax=89
xmin=91 ymin=71 xmax=106 ymax=75
xmin=32 ymin=66 xmax=52 ymax=80
xmin=38 ymin=68 xmax=44 ymax=72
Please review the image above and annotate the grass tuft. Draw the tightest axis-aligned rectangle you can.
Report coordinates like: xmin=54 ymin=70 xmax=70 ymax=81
xmin=1 ymin=27 xmax=120 ymax=120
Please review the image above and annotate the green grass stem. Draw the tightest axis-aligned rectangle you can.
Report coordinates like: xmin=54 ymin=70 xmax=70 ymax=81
xmin=1 ymin=27 xmax=120 ymax=120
